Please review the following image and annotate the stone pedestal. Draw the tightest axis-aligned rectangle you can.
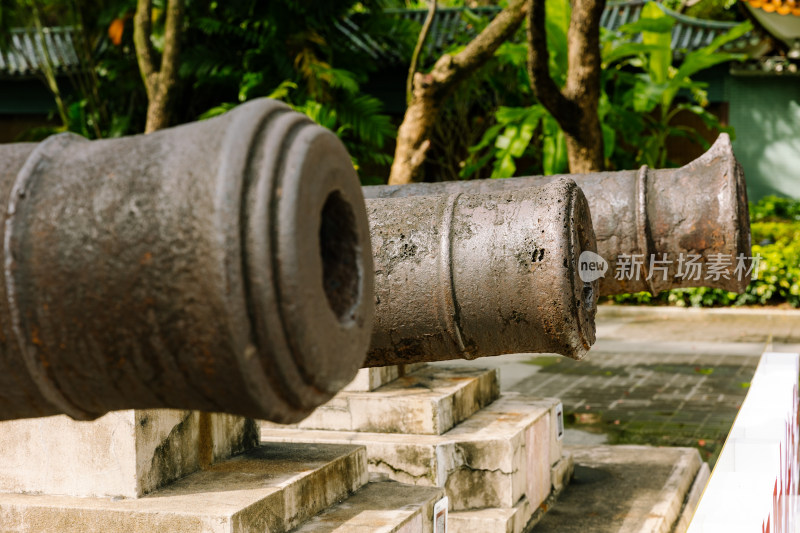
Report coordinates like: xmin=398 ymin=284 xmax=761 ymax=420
xmin=0 ymin=442 xmax=368 ymax=532
xmin=0 ymin=410 xmax=258 ymax=499
xmin=0 ymin=410 xmax=445 ymax=532
xmin=262 ymin=364 xmax=572 ymax=532
xmin=269 ymin=365 xmax=499 ymax=435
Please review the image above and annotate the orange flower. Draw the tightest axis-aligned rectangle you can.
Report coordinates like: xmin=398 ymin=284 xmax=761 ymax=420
xmin=108 ymin=18 xmax=125 ymax=46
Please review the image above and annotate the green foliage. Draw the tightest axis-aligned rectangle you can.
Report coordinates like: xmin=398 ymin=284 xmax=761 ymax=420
xmin=462 ymin=0 xmax=750 ymax=180
xmin=611 ymin=196 xmax=800 ymax=308
xmin=750 ymin=195 xmax=800 ymax=222
xmin=184 ymin=0 xmax=404 ymax=182
xmin=608 ymin=3 xmax=751 ymax=168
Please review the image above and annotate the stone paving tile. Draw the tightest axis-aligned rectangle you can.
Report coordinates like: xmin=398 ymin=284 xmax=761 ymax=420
xmin=509 ymin=351 xmax=762 ymax=467
xmin=433 ymin=308 xmax=800 ymax=470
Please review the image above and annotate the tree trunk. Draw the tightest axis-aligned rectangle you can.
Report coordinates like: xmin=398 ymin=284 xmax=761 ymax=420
xmin=134 ymin=0 xmax=184 ymax=133
xmin=527 ymin=0 xmax=606 ymax=173
xmin=389 ymin=0 xmax=528 ymax=185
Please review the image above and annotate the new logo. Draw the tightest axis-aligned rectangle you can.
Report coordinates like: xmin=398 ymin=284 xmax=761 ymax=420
xmin=579 ymin=251 xmax=608 ymax=283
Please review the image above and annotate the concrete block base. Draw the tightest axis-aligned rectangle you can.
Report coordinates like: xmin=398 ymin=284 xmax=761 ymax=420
xmin=343 ymin=364 xmax=428 ymax=392
xmin=291 ymin=480 xmax=445 ymax=533
xmin=447 ymin=453 xmax=574 ymax=533
xmin=267 ymin=366 xmax=500 ymax=435
xmin=0 ymin=442 xmax=368 ymax=533
xmin=0 ymin=410 xmax=258 ymax=499
xmin=448 ymin=496 xmax=533 ymax=533
xmin=262 ymin=394 xmax=561 ymax=512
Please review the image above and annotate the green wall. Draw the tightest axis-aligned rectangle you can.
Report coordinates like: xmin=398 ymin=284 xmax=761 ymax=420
xmin=726 ymin=75 xmax=800 ymax=201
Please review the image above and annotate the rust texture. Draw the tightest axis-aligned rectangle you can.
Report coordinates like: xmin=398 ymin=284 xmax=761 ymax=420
xmin=364 ymin=134 xmax=751 ymax=296
xmin=0 ymin=98 xmax=374 ymax=423
xmin=365 ymin=177 xmax=598 ymax=366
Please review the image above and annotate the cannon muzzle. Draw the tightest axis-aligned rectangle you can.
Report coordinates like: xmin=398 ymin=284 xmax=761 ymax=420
xmin=0 ymin=99 xmax=374 ymax=423
xmin=364 ymin=135 xmax=751 ymax=296
xmin=365 ymin=177 xmax=597 ymax=366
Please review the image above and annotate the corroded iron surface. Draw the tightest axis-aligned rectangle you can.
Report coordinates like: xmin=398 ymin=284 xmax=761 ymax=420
xmin=364 ymin=134 xmax=751 ymax=296
xmin=0 ymin=98 xmax=374 ymax=423
xmin=365 ymin=178 xmax=597 ymax=366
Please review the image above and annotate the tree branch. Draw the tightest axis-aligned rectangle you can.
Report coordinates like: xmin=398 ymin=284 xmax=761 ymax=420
xmin=443 ymin=0 xmax=528 ymax=85
xmin=390 ymin=0 xmax=528 ymax=184
xmin=525 ymin=0 xmax=605 ymax=172
xmin=133 ymin=0 xmax=156 ymax=91
xmin=526 ymin=0 xmax=576 ymax=133
xmin=407 ymin=0 xmax=436 ymax=104
xmin=564 ymin=0 xmax=605 ymax=105
xmin=160 ymin=0 xmax=184 ymax=86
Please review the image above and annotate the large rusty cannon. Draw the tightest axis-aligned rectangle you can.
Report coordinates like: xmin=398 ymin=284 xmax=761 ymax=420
xmin=365 ymin=178 xmax=598 ymax=366
xmin=0 ymin=99 xmax=374 ymax=423
xmin=364 ymin=135 xmax=751 ymax=296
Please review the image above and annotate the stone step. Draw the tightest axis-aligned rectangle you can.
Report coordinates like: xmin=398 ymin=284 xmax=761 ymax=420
xmin=290 ymin=479 xmax=445 ymax=533
xmin=448 ymin=496 xmax=533 ymax=533
xmin=267 ymin=366 xmax=499 ymax=436
xmin=532 ymin=445 xmax=703 ymax=533
xmin=262 ymin=394 xmax=563 ymax=512
xmin=448 ymin=452 xmax=574 ymax=533
xmin=0 ymin=442 xmax=367 ymax=533
xmin=344 ymin=364 xmax=428 ymax=392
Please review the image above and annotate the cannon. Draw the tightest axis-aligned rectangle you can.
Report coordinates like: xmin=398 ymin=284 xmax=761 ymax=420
xmin=364 ymin=134 xmax=751 ymax=296
xmin=365 ymin=177 xmax=598 ymax=366
xmin=0 ymin=99 xmax=374 ymax=423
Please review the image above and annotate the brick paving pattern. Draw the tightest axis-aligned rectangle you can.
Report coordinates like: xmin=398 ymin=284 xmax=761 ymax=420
xmin=510 ymin=351 xmax=761 ymax=466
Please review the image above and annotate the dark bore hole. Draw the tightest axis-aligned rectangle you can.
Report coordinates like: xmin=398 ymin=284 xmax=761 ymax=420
xmin=319 ymin=191 xmax=360 ymax=323
xmin=583 ymin=282 xmax=594 ymax=311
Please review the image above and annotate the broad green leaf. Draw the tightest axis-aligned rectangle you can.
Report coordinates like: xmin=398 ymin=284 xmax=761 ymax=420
xmin=640 ymin=2 xmax=672 ymax=84
xmin=675 ymin=52 xmax=747 ymax=84
xmin=489 ymin=107 xmax=546 ymax=178
xmin=494 ymin=153 xmax=517 ymax=179
xmin=696 ymin=20 xmax=753 ymax=58
xmin=495 ymin=125 xmax=518 ymax=151
xmin=632 ymin=78 xmax=667 ymax=113
xmin=602 ymin=42 xmax=664 ymax=67
xmin=496 ymin=106 xmax=539 ymax=123
xmin=543 ymin=116 xmax=568 ymax=175
xmin=618 ymin=17 xmax=675 ymax=35
xmin=470 ymin=122 xmax=506 ymax=153
xmin=675 ymin=22 xmax=751 ymax=80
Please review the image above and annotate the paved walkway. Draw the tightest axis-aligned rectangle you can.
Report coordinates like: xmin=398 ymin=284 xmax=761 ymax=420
xmin=433 ymin=305 xmax=800 ymax=468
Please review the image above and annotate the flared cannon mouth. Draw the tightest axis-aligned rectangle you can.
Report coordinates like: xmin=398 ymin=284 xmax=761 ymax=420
xmin=565 ymin=181 xmax=599 ymax=358
xmin=234 ymin=102 xmax=374 ymax=420
xmin=657 ymin=133 xmax=752 ymax=294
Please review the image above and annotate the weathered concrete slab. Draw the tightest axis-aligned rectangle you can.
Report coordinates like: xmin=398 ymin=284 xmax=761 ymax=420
xmin=290 ymin=480 xmax=444 ymax=533
xmin=550 ymin=453 xmax=574 ymax=494
xmin=532 ymin=445 xmax=702 ymax=533
xmin=673 ymin=462 xmax=710 ymax=533
xmin=269 ymin=366 xmax=499 ymax=435
xmin=0 ymin=442 xmax=367 ymax=533
xmin=343 ymin=364 xmax=427 ymax=392
xmin=447 ymin=452 xmax=573 ymax=533
xmin=0 ymin=410 xmax=257 ymax=498
xmin=448 ymin=496 xmax=532 ymax=533
xmin=262 ymin=394 xmax=560 ymax=511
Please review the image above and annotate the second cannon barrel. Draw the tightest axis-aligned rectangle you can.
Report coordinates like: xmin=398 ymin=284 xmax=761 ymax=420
xmin=364 ymin=177 xmax=598 ymax=366
xmin=364 ymin=134 xmax=751 ymax=296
